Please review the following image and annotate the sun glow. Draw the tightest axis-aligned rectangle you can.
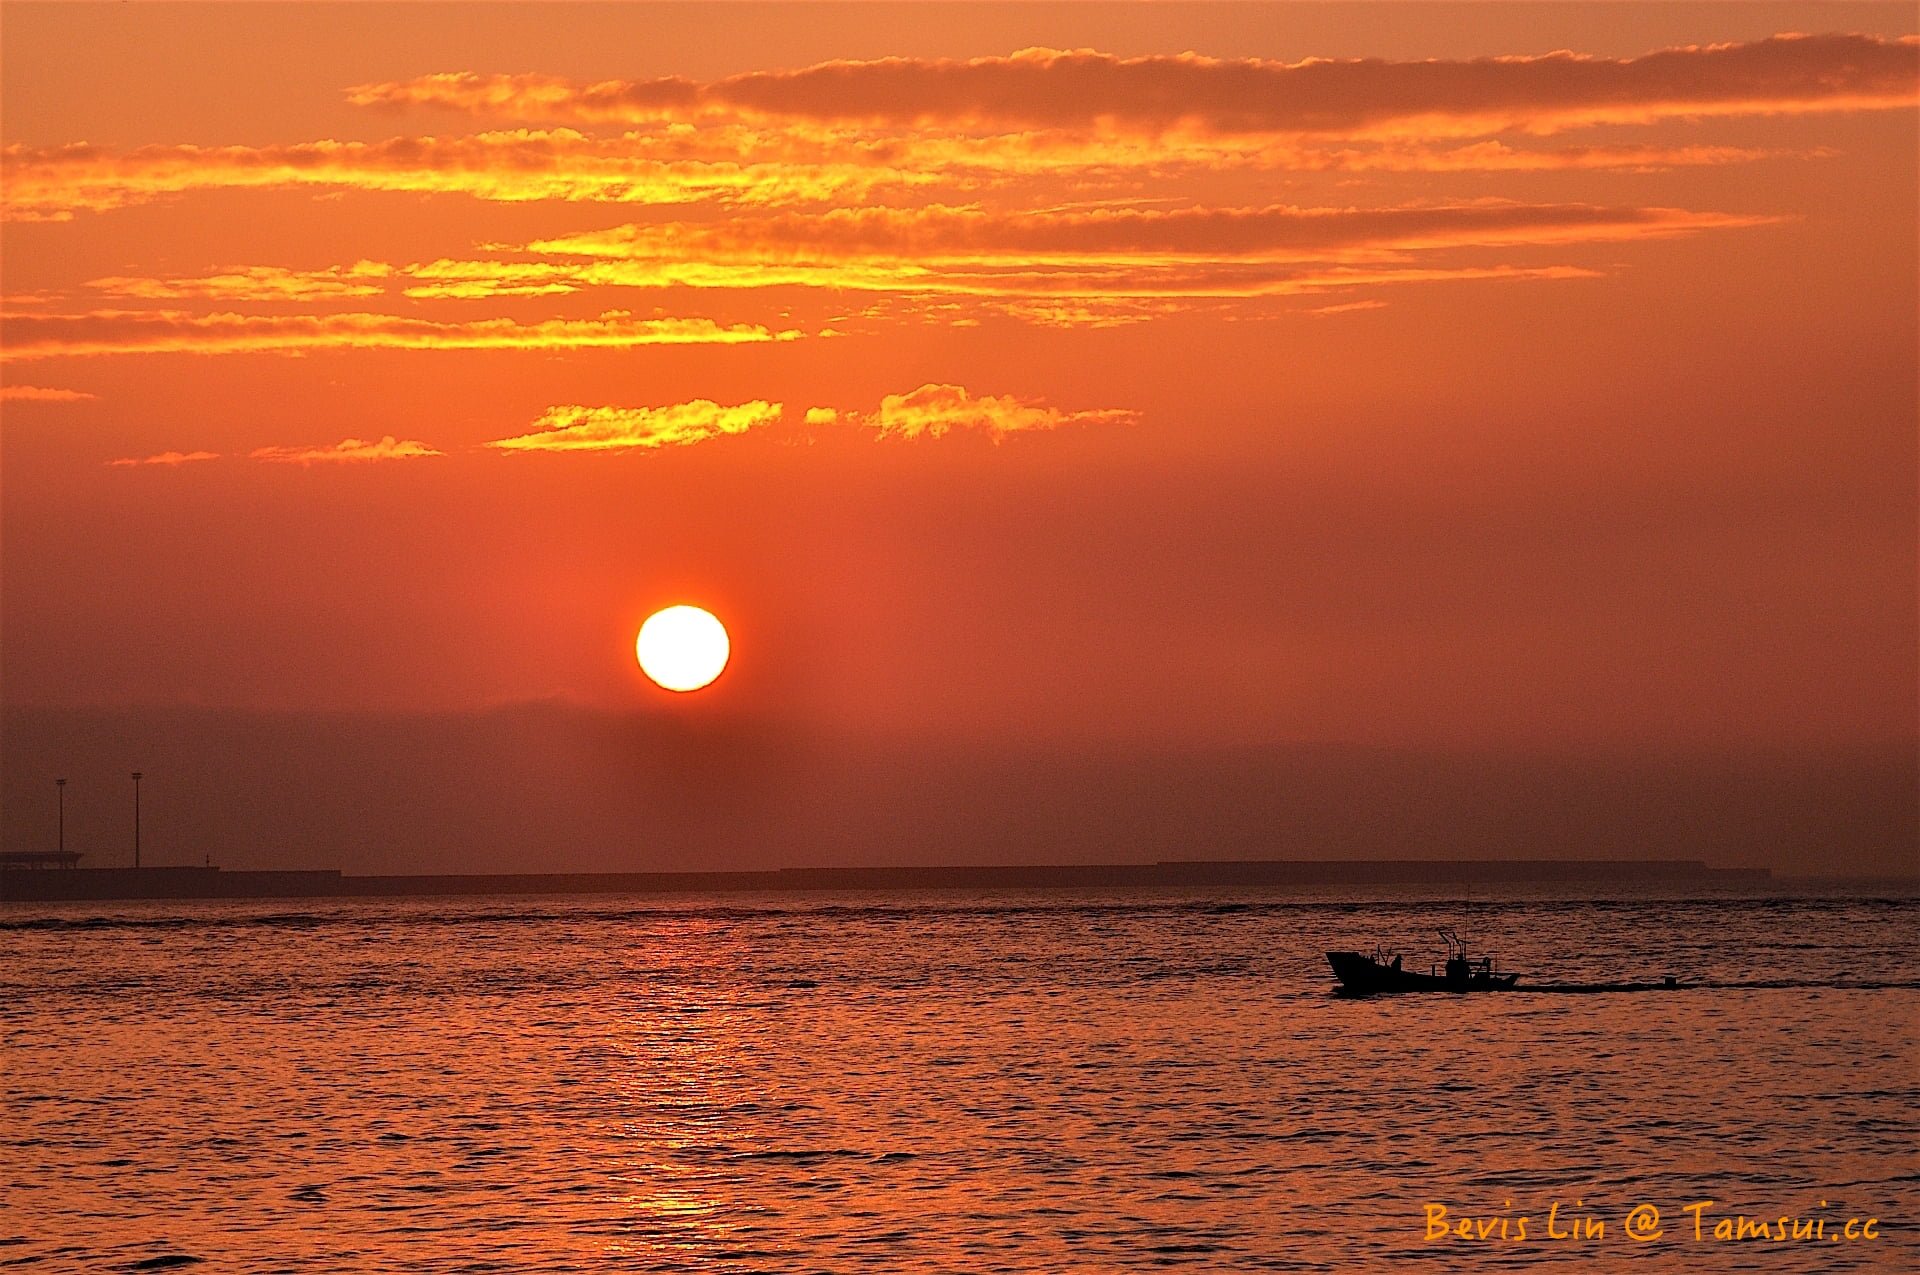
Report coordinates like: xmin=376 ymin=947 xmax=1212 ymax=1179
xmin=635 ymin=605 xmax=730 ymax=692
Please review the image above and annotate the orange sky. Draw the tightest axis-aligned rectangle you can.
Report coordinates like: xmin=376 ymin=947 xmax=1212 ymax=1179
xmin=2 ymin=4 xmax=1915 ymax=872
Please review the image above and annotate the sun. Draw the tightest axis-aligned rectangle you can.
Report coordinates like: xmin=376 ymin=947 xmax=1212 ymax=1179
xmin=636 ymin=605 xmax=730 ymax=692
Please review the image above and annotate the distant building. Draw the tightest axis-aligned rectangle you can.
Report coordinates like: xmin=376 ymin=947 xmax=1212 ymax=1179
xmin=0 ymin=850 xmax=84 ymax=870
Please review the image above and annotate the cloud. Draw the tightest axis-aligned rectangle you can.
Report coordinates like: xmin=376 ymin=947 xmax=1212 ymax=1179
xmin=2 ymin=384 xmax=96 ymax=402
xmin=107 ymin=450 xmax=219 ymax=467
xmin=249 ymin=436 xmax=443 ymax=465
xmin=973 ymin=297 xmax=1193 ymax=328
xmin=0 ymin=129 xmax=921 ymax=221
xmin=488 ymin=400 xmax=784 ymax=452
xmin=37 ymin=195 xmax=1685 ymax=346
xmin=1308 ymin=299 xmax=1391 ymax=316
xmin=12 ymin=37 xmax=1881 ymax=223
xmin=1313 ymin=140 xmax=1813 ymax=173
xmin=844 ymin=383 xmax=1139 ymax=440
xmin=350 ymin=72 xmax=701 ymax=121
xmin=397 ymin=259 xmax=583 ymax=299
xmin=88 ymin=262 xmax=393 ymax=302
xmin=535 ymin=200 xmax=1776 ymax=263
xmin=111 ymin=437 xmax=442 ymax=468
xmin=74 ymin=199 xmax=1726 ymax=324
xmin=350 ymin=35 xmax=1920 ymax=136
xmin=495 ymin=386 xmax=1136 ymax=452
xmin=0 ymin=310 xmax=789 ymax=360
xmin=502 ymin=201 xmax=1766 ymax=306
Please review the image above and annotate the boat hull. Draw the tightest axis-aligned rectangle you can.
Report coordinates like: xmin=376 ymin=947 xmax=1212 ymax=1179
xmin=1327 ymin=950 xmax=1519 ymax=995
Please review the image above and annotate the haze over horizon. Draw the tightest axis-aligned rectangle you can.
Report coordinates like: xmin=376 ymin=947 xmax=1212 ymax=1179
xmin=4 ymin=4 xmax=1915 ymax=877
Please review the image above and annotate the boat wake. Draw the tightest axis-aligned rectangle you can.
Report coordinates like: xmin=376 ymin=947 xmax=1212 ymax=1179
xmin=1520 ymin=977 xmax=1920 ymax=994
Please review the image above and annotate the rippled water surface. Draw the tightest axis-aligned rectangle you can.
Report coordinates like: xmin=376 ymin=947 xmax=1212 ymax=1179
xmin=3 ymin=886 xmax=1916 ymax=1272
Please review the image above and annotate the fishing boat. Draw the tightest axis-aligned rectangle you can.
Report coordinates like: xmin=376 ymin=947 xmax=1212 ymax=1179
xmin=1327 ymin=929 xmax=1519 ymax=995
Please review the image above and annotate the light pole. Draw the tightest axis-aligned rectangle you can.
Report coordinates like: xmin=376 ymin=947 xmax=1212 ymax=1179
xmin=131 ymin=771 xmax=143 ymax=869
xmin=56 ymin=778 xmax=66 ymax=855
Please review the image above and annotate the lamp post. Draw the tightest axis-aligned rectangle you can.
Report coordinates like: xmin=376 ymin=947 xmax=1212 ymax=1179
xmin=131 ymin=771 xmax=143 ymax=869
xmin=56 ymin=778 xmax=66 ymax=854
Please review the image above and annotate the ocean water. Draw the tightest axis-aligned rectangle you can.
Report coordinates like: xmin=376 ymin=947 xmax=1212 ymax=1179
xmin=2 ymin=886 xmax=1915 ymax=1272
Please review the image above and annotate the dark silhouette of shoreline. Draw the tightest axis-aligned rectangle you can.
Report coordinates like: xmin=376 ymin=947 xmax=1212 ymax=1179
xmin=0 ymin=858 xmax=1770 ymax=903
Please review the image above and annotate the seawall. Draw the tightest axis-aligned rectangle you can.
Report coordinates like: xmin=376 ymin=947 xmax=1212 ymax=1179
xmin=0 ymin=859 xmax=1772 ymax=903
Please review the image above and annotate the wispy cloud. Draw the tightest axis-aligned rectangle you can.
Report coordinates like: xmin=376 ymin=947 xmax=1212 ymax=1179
xmin=836 ymin=383 xmax=1139 ymax=440
xmin=65 ymin=199 xmax=1730 ymax=324
xmin=1308 ymin=299 xmax=1391 ymax=316
xmin=88 ymin=262 xmax=393 ymax=302
xmin=108 ymin=449 xmax=219 ymax=467
xmin=0 ymin=310 xmax=790 ymax=360
xmin=531 ymin=200 xmax=1773 ymax=263
xmin=0 ymin=130 xmax=922 ymax=222
xmin=1 ymin=129 xmax=1806 ymax=225
xmin=350 ymin=35 xmax=1919 ymax=136
xmin=1313 ymin=140 xmax=1815 ymax=174
xmin=489 ymin=400 xmax=784 ymax=452
xmin=495 ymin=385 xmax=1139 ymax=453
xmin=492 ymin=201 xmax=1766 ymax=308
xmin=2 ymin=384 xmax=97 ymax=402
xmin=13 ymin=36 xmax=1888 ymax=223
xmin=249 ymin=436 xmax=443 ymax=465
